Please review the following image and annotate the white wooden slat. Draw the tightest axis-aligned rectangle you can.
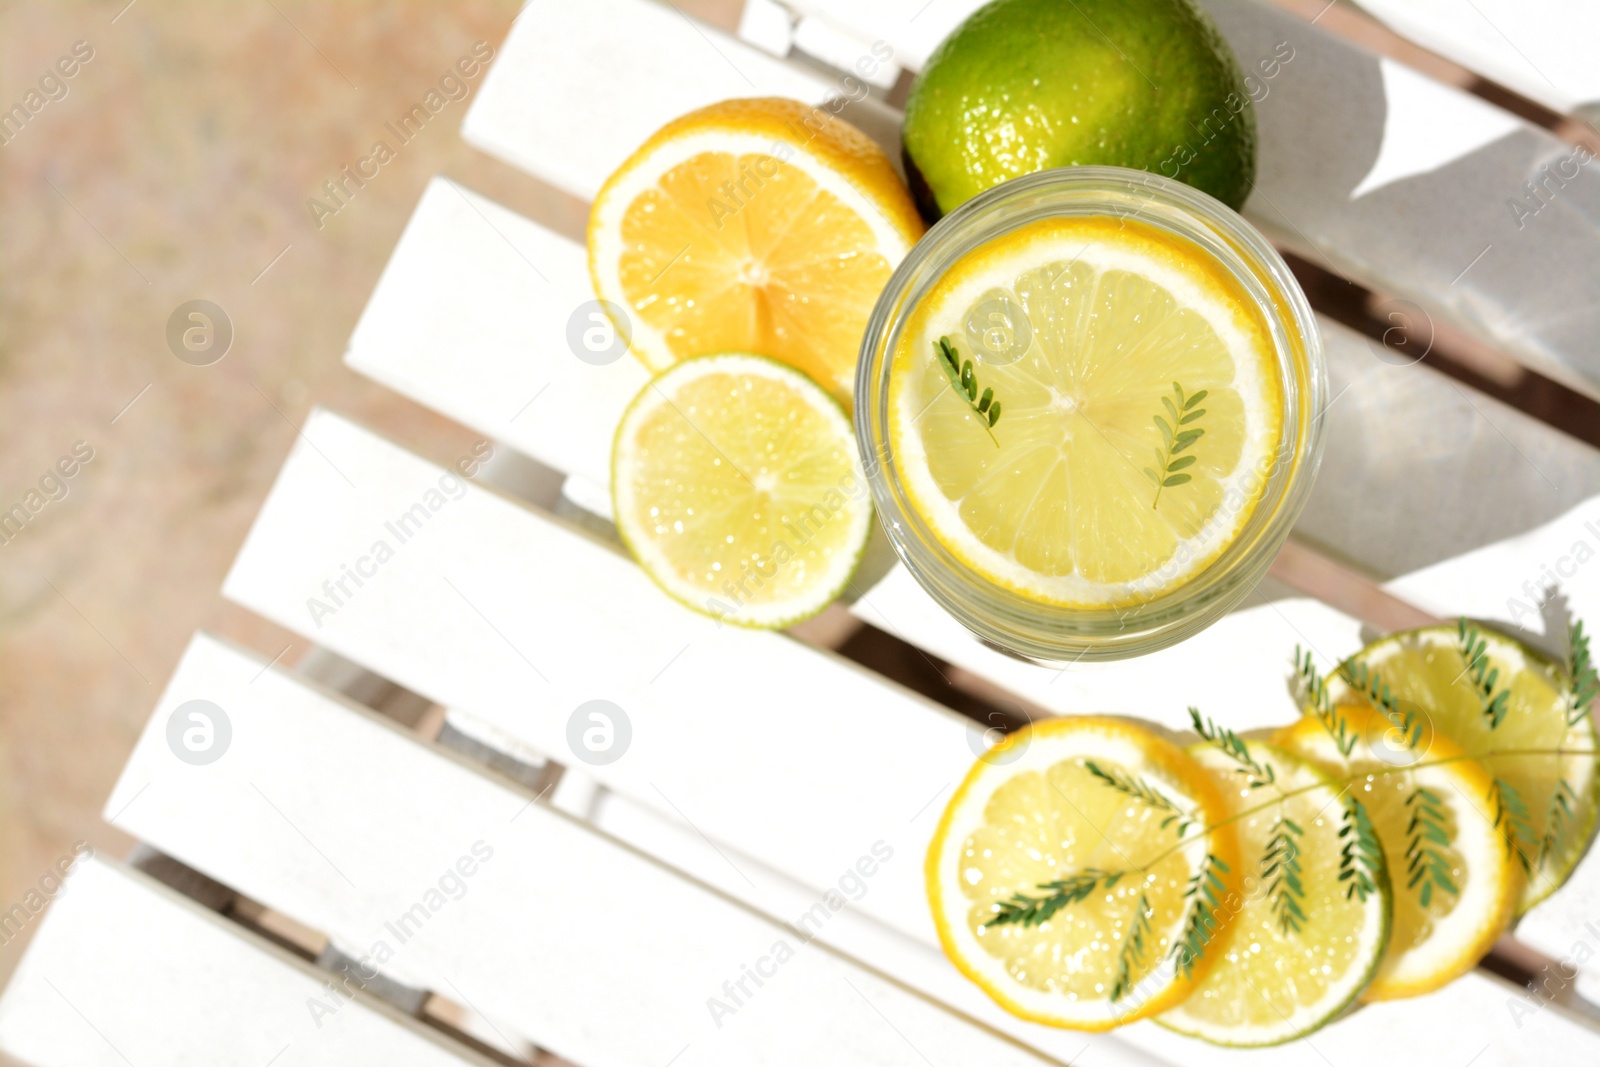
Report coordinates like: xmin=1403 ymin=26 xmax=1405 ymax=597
xmin=791 ymin=16 xmax=903 ymax=89
xmin=222 ymin=408 xmax=973 ymax=951
xmin=345 ymin=176 xmax=642 ymax=489
xmin=0 ymin=857 xmax=491 ymax=1067
xmin=216 ymin=409 xmax=1600 ymax=1055
xmin=737 ymin=0 xmax=799 ymax=58
xmin=777 ymin=0 xmax=978 ymax=71
xmin=1200 ymin=0 xmax=1600 ymax=400
xmin=461 ymin=0 xmax=902 ymax=203
xmin=348 ymin=180 xmax=1600 ymax=582
xmin=1355 ymin=0 xmax=1600 ymax=120
xmin=107 ymin=632 xmax=1106 ymax=1067
xmin=115 ymin=633 xmax=1600 ymax=1067
xmin=493 ymin=0 xmax=1600 ymax=396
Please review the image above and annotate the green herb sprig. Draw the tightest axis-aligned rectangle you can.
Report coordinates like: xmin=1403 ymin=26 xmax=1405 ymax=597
xmin=1458 ymin=619 xmax=1511 ymax=729
xmin=1341 ymin=659 xmax=1422 ymax=749
xmin=1294 ymin=647 xmax=1356 ymax=757
xmin=1085 ymin=759 xmax=1193 ymax=837
xmin=1110 ymin=893 xmax=1154 ymax=1003
xmin=935 ymin=337 xmax=1001 ymax=445
xmin=1540 ymin=779 xmax=1578 ymax=867
xmin=1174 ymin=853 xmax=1230 ymax=979
xmin=1491 ymin=777 xmax=1539 ymax=875
xmin=989 ymin=869 xmax=1125 ymax=928
xmin=1262 ymin=817 xmax=1306 ymax=934
xmin=1145 ymin=381 xmax=1206 ymax=509
xmin=1568 ymin=616 xmax=1597 ymax=727
xmin=1338 ymin=797 xmax=1383 ymax=903
xmin=1189 ymin=706 xmax=1275 ymax=788
xmin=1404 ymin=786 xmax=1459 ymax=907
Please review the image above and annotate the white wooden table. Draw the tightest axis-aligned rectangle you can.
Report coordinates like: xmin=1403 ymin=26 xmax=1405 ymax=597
xmin=6 ymin=1 xmax=1600 ymax=1063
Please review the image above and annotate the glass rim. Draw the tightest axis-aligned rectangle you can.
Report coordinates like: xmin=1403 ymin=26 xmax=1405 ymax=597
xmin=854 ymin=166 xmax=1327 ymax=662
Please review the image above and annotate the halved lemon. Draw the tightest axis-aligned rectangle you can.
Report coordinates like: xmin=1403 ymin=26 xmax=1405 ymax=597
xmin=887 ymin=216 xmax=1283 ymax=607
xmin=1319 ymin=624 xmax=1599 ymax=912
xmin=1274 ymin=705 xmax=1517 ymax=999
xmin=1158 ymin=739 xmax=1390 ymax=1046
xmin=612 ymin=354 xmax=872 ymax=629
xmin=927 ymin=717 xmax=1239 ymax=1030
xmin=589 ymin=97 xmax=925 ymax=403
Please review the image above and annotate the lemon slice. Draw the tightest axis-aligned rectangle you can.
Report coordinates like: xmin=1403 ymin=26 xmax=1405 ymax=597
xmin=1274 ymin=705 xmax=1517 ymax=999
xmin=589 ymin=97 xmax=925 ymax=403
xmin=927 ymin=717 xmax=1238 ymax=1030
xmin=611 ymin=354 xmax=872 ymax=628
xmin=1318 ymin=624 xmax=1599 ymax=912
xmin=1158 ymin=739 xmax=1390 ymax=1046
xmin=887 ymin=216 xmax=1283 ymax=607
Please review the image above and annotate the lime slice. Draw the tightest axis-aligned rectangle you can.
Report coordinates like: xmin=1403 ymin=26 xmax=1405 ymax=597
xmin=612 ymin=354 xmax=872 ymax=628
xmin=1274 ymin=705 xmax=1517 ymax=999
xmin=1323 ymin=624 xmax=1598 ymax=912
xmin=927 ymin=717 xmax=1239 ymax=1030
xmin=887 ymin=215 xmax=1283 ymax=608
xmin=1158 ymin=739 xmax=1390 ymax=1046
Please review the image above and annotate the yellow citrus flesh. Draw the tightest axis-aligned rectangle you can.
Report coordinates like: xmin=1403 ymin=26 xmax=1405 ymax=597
xmin=887 ymin=216 xmax=1283 ymax=608
xmin=589 ymin=97 xmax=924 ymax=403
xmin=611 ymin=355 xmax=872 ymax=629
xmin=927 ymin=717 xmax=1239 ymax=1030
xmin=1158 ymin=741 xmax=1390 ymax=1046
xmin=1274 ymin=706 xmax=1517 ymax=999
xmin=1323 ymin=625 xmax=1599 ymax=912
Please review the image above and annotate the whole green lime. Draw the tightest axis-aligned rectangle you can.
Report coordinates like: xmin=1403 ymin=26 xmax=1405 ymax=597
xmin=902 ymin=0 xmax=1257 ymax=217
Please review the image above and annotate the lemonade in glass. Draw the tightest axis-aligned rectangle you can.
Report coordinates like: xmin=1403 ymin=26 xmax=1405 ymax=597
xmin=856 ymin=168 xmax=1324 ymax=660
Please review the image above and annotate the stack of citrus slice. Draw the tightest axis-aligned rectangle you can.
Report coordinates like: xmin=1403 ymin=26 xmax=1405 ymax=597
xmin=926 ymin=621 xmax=1599 ymax=1045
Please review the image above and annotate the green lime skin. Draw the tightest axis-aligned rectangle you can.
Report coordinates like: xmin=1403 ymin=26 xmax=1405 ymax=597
xmin=902 ymin=0 xmax=1257 ymax=218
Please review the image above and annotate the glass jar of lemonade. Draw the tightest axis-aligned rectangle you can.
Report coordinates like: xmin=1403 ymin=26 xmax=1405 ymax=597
xmin=856 ymin=167 xmax=1324 ymax=661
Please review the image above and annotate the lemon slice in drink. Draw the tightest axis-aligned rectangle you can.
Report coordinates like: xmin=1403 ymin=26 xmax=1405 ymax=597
xmin=1158 ymin=739 xmax=1390 ymax=1046
xmin=612 ymin=355 xmax=872 ymax=629
xmin=1274 ymin=705 xmax=1517 ymax=999
xmin=927 ymin=717 xmax=1239 ymax=1030
xmin=887 ymin=216 xmax=1283 ymax=607
xmin=1319 ymin=624 xmax=1599 ymax=912
xmin=589 ymin=97 xmax=925 ymax=403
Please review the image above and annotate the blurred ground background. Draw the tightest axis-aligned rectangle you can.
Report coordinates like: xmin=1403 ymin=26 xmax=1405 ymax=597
xmin=0 ymin=0 xmax=734 ymax=1010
